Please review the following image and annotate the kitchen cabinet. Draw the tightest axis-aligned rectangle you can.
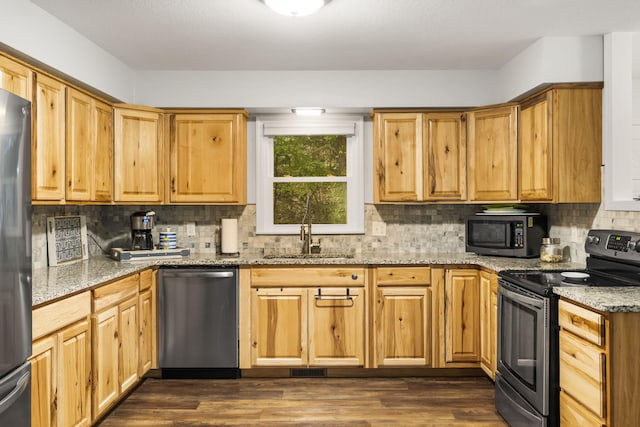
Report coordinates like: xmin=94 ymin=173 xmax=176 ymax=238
xmin=479 ymin=270 xmax=498 ymax=379
xmin=34 ymin=73 xmax=66 ymax=202
xmin=519 ymin=85 xmax=602 ymax=202
xmin=467 ymin=105 xmax=518 ymax=202
xmin=373 ymin=267 xmax=433 ymax=367
xmin=248 ymin=267 xmax=367 ymax=367
xmin=31 ymin=292 xmax=92 ymax=427
xmin=92 ymin=274 xmax=140 ymax=419
xmin=373 ymin=111 xmax=466 ymax=202
xmin=169 ymin=112 xmax=247 ymax=204
xmin=113 ymin=105 xmax=163 ymax=203
xmin=66 ymin=88 xmax=113 ymax=202
xmin=441 ymin=268 xmax=480 ymax=366
xmin=0 ymin=54 xmax=33 ymax=100
xmin=138 ymin=269 xmax=157 ymax=375
xmin=558 ymin=299 xmax=640 ymax=426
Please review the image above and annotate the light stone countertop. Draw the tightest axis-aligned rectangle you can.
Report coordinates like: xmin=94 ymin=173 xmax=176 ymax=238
xmin=552 ymin=287 xmax=640 ymax=313
xmin=32 ymin=252 xmax=584 ymax=307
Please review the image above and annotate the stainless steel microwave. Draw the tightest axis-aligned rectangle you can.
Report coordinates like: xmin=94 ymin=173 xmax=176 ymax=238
xmin=465 ymin=214 xmax=547 ymax=258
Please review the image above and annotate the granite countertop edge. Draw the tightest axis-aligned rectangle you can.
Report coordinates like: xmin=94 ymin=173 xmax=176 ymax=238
xmin=34 ymin=252 xmax=639 ymax=313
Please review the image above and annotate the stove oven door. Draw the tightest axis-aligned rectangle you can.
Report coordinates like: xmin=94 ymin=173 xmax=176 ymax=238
xmin=497 ymin=280 xmax=553 ymax=417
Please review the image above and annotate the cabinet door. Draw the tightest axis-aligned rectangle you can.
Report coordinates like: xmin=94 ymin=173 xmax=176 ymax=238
xmin=114 ymin=107 xmax=162 ymax=202
xmin=375 ymin=286 xmax=431 ymax=367
xmin=0 ymin=55 xmax=33 ymax=100
xmin=92 ymin=306 xmax=119 ymax=419
xmin=374 ymin=113 xmax=422 ymax=202
xmin=66 ymin=89 xmax=93 ymax=201
xmin=118 ymin=296 xmax=139 ymax=393
xmin=251 ymin=288 xmax=307 ymax=366
xmin=444 ymin=269 xmax=480 ymax=365
xmin=423 ymin=113 xmax=467 ymax=201
xmin=30 ymin=336 xmax=57 ymax=427
xmin=519 ymin=93 xmax=553 ymax=201
xmin=479 ymin=271 xmax=497 ymax=379
xmin=308 ymin=287 xmax=365 ymax=366
xmin=138 ymin=288 xmax=154 ymax=376
xmin=58 ymin=320 xmax=91 ymax=427
xmin=467 ymin=106 xmax=518 ymax=202
xmin=34 ymin=74 xmax=66 ymax=201
xmin=93 ymin=100 xmax=113 ymax=202
xmin=170 ymin=113 xmax=246 ymax=203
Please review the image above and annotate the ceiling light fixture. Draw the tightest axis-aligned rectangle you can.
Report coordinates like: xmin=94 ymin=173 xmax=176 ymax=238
xmin=292 ymin=108 xmax=326 ymax=116
xmin=263 ymin=0 xmax=331 ymax=17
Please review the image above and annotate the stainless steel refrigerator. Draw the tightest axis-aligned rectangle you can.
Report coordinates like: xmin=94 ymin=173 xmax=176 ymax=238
xmin=0 ymin=87 xmax=32 ymax=425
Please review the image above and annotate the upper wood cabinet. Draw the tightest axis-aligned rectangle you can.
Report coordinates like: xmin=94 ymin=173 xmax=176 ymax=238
xmin=0 ymin=55 xmax=33 ymax=100
xmin=169 ymin=112 xmax=247 ymax=204
xmin=34 ymin=74 xmax=66 ymax=202
xmin=114 ymin=106 xmax=163 ymax=203
xmin=373 ymin=111 xmax=466 ymax=202
xmin=467 ymin=105 xmax=518 ymax=202
xmin=66 ymin=88 xmax=113 ymax=202
xmin=519 ymin=86 xmax=602 ymax=202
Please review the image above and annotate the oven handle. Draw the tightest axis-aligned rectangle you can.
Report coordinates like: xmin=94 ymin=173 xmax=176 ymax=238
xmin=499 ymin=285 xmax=544 ymax=310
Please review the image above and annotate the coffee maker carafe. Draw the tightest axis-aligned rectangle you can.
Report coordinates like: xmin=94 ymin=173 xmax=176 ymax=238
xmin=130 ymin=211 xmax=155 ymax=250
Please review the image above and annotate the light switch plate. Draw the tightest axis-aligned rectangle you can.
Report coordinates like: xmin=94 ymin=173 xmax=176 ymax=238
xmin=186 ymin=222 xmax=196 ymax=236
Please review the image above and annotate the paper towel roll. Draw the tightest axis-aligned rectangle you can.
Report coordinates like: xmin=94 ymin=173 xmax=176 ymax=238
xmin=221 ymin=218 xmax=238 ymax=254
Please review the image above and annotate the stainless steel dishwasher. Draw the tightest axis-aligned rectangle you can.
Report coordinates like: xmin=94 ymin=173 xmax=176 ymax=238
xmin=158 ymin=267 xmax=239 ymax=378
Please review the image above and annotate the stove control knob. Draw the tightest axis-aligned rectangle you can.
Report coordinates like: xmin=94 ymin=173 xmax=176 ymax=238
xmin=586 ymin=235 xmax=600 ymax=245
xmin=627 ymin=240 xmax=640 ymax=252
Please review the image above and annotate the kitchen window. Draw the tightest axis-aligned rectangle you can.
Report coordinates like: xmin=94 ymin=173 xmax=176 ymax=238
xmin=255 ymin=115 xmax=364 ymax=234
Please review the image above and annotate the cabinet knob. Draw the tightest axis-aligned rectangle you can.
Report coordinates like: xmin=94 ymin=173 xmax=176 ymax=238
xmin=351 ymin=274 xmax=358 ymax=280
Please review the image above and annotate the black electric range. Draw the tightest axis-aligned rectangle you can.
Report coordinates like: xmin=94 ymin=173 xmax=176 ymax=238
xmin=500 ymin=229 xmax=640 ymax=296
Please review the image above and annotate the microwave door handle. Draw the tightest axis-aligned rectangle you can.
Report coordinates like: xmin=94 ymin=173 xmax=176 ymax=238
xmin=500 ymin=286 xmax=543 ymax=310
xmin=505 ymin=223 xmax=513 ymax=247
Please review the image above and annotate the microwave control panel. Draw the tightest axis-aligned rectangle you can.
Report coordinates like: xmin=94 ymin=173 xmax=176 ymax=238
xmin=514 ymin=223 xmax=524 ymax=248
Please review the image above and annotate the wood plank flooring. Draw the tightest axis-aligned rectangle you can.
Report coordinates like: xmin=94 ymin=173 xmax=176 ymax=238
xmin=98 ymin=377 xmax=508 ymax=426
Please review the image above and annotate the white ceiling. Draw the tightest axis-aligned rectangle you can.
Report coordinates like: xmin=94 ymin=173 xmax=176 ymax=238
xmin=31 ymin=0 xmax=640 ymax=72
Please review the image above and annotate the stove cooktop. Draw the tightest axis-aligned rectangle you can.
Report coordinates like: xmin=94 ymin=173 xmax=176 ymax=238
xmin=499 ymin=269 xmax=637 ymax=296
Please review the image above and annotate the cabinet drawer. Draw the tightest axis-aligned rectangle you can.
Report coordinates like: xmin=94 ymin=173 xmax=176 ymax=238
xmin=559 ymin=300 xmax=605 ymax=346
xmin=560 ymin=391 xmax=606 ymax=427
xmin=559 ymin=331 xmax=606 ymax=418
xmin=251 ymin=267 xmax=366 ymax=287
xmin=375 ymin=267 xmax=431 ymax=285
xmin=32 ymin=291 xmax=91 ymax=340
xmin=93 ymin=273 xmax=139 ymax=311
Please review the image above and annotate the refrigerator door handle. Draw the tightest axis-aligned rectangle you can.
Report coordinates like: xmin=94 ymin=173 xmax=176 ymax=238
xmin=0 ymin=371 xmax=30 ymax=416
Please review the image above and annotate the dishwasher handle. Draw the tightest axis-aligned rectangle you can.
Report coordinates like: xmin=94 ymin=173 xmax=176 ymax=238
xmin=161 ymin=271 xmax=235 ymax=279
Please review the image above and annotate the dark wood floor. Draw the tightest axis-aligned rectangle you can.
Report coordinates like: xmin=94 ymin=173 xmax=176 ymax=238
xmin=98 ymin=376 xmax=507 ymax=426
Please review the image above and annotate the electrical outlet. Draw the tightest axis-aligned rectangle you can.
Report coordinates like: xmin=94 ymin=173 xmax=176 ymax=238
xmin=186 ymin=222 xmax=196 ymax=236
xmin=371 ymin=221 xmax=386 ymax=236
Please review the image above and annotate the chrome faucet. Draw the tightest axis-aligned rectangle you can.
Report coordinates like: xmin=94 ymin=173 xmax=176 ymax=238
xmin=300 ymin=194 xmax=320 ymax=254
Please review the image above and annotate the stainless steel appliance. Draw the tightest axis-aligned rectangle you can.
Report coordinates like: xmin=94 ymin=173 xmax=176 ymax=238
xmin=158 ymin=267 xmax=239 ymax=378
xmin=0 ymin=88 xmax=32 ymax=425
xmin=130 ymin=211 xmax=155 ymax=250
xmin=466 ymin=213 xmax=547 ymax=258
xmin=496 ymin=229 xmax=640 ymax=427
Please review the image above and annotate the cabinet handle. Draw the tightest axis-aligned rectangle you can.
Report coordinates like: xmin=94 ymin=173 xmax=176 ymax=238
xmin=171 ymin=177 xmax=176 ymax=193
xmin=314 ymin=288 xmax=354 ymax=307
xmin=351 ymin=274 xmax=358 ymax=280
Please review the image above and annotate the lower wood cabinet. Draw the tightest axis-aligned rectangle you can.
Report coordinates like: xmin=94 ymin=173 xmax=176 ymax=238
xmin=373 ymin=267 xmax=433 ymax=367
xmin=558 ymin=298 xmax=640 ymax=426
xmin=31 ymin=292 xmax=92 ymax=427
xmin=138 ymin=269 xmax=157 ymax=375
xmin=247 ymin=267 xmax=367 ymax=368
xmin=479 ymin=270 xmax=498 ymax=379
xmin=441 ymin=268 xmax=480 ymax=367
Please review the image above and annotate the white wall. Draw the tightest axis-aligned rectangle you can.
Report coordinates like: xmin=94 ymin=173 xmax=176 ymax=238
xmin=132 ymin=70 xmax=500 ymax=110
xmin=0 ymin=0 xmax=134 ymax=101
xmin=498 ymin=36 xmax=603 ymax=101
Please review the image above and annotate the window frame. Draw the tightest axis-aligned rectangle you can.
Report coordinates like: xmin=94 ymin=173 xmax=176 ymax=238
xmin=255 ymin=114 xmax=364 ymax=235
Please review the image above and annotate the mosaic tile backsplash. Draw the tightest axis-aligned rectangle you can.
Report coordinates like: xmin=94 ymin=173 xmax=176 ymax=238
xmin=31 ymin=203 xmax=640 ymax=270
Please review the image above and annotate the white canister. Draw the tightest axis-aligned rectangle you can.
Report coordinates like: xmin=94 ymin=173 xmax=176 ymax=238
xmin=221 ymin=218 xmax=239 ymax=254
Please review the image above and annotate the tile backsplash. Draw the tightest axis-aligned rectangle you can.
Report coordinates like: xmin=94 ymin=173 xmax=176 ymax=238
xmin=32 ymin=202 xmax=640 ymax=269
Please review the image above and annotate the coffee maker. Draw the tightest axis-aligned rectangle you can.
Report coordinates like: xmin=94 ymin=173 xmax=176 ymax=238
xmin=130 ymin=211 xmax=155 ymax=250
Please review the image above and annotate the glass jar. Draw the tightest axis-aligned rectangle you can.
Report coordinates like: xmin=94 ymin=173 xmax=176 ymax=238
xmin=540 ymin=237 xmax=563 ymax=263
